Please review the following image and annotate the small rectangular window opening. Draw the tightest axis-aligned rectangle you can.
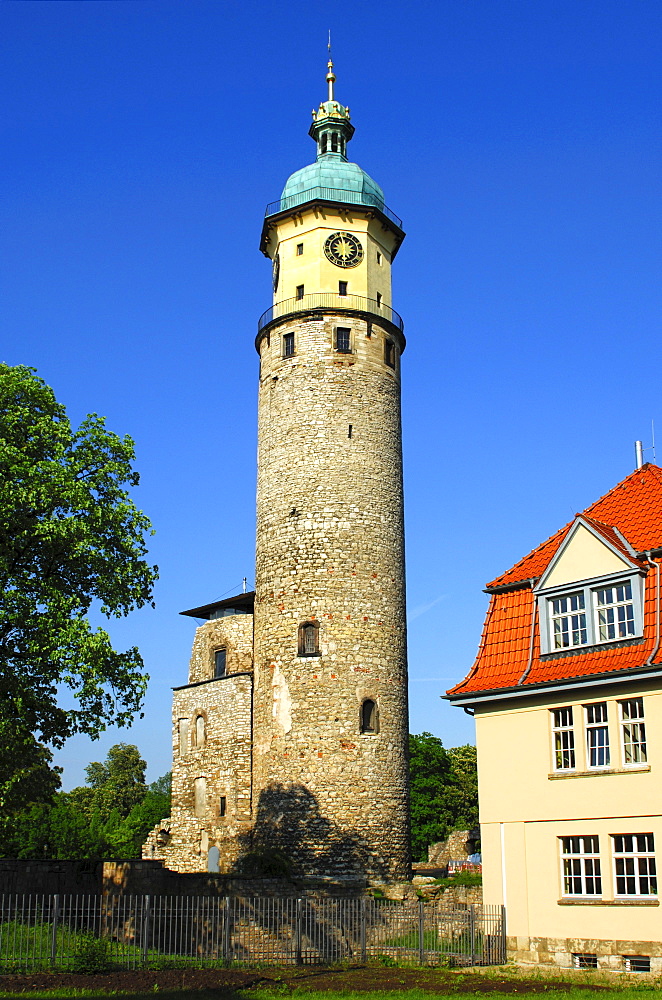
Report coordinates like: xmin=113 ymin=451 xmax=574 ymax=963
xmin=296 ymin=284 xmax=304 ymax=300
xmin=376 ymin=292 xmax=382 ymax=306
xmin=298 ymin=621 xmax=320 ymax=656
xmin=376 ymin=251 xmax=382 ymax=264
xmin=384 ymin=339 xmax=395 ymax=368
xmin=283 ymin=332 xmax=295 ymax=357
xmin=624 ymin=956 xmax=651 ymax=973
xmin=573 ymin=954 xmax=598 ymax=970
xmin=336 ymin=327 xmax=351 ymax=353
xmin=219 ymin=795 xmax=227 ymax=817
xmin=348 ymin=424 xmax=352 ymax=439
xmin=214 ymin=648 xmax=226 ymax=678
xmin=296 ymin=243 xmax=304 ymax=255
xmin=338 ymin=281 xmax=348 ymax=296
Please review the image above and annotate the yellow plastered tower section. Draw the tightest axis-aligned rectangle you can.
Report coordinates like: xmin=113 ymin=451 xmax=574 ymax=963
xmin=265 ymin=207 xmax=397 ymax=305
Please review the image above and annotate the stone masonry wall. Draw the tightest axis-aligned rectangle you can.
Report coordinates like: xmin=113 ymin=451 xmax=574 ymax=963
xmin=508 ymin=934 xmax=662 ymax=973
xmin=187 ymin=614 xmax=253 ymax=685
xmin=252 ymin=312 xmax=410 ymax=882
xmin=143 ymin=619 xmax=254 ymax=873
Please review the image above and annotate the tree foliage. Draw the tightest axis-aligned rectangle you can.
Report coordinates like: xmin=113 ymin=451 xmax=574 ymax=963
xmin=0 ymin=744 xmax=170 ymax=860
xmin=409 ymin=733 xmax=478 ymax=862
xmin=0 ymin=365 xmax=157 ymax=805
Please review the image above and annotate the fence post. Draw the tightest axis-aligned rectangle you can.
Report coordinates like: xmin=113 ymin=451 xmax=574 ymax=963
xmin=417 ymin=899 xmax=425 ymax=965
xmin=469 ymin=904 xmax=476 ymax=966
xmin=50 ymin=894 xmax=60 ymax=967
xmin=295 ymin=898 xmax=303 ymax=966
xmin=500 ymin=904 xmax=507 ymax=964
xmin=360 ymin=897 xmax=367 ymax=962
xmin=223 ymin=896 xmax=231 ymax=961
xmin=141 ymin=895 xmax=151 ymax=966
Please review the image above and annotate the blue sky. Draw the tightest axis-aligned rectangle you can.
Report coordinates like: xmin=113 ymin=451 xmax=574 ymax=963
xmin=2 ymin=0 xmax=661 ymax=789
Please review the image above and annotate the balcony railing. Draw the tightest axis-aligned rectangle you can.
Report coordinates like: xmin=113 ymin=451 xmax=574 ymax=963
xmin=257 ymin=292 xmax=404 ymax=334
xmin=264 ymin=187 xmax=403 ymax=230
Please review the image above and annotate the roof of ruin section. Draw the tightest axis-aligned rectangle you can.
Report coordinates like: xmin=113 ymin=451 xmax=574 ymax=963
xmin=448 ymin=464 xmax=662 ymax=699
xmin=180 ymin=591 xmax=255 ymax=619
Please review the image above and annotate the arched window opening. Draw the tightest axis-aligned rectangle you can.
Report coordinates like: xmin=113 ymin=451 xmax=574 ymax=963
xmin=361 ymin=699 xmax=379 ymax=734
xmin=195 ymin=714 xmax=205 ymax=746
xmin=298 ymin=620 xmax=320 ymax=656
xmin=331 ymin=132 xmax=338 ymax=152
xmin=321 ymin=133 xmax=328 ymax=154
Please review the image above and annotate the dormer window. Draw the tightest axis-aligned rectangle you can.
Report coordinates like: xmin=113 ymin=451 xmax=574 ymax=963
xmin=536 ymin=517 xmax=644 ymax=655
xmin=541 ymin=577 xmax=640 ymax=654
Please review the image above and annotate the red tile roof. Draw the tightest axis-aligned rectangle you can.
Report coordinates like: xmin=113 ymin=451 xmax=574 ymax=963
xmin=449 ymin=464 xmax=662 ymax=698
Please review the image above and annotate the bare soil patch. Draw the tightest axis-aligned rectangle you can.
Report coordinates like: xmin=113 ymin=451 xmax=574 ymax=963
xmin=0 ymin=965 xmax=610 ymax=996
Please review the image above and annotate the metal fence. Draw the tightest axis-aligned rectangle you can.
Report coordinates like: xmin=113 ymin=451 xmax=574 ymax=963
xmin=0 ymin=893 xmax=506 ymax=971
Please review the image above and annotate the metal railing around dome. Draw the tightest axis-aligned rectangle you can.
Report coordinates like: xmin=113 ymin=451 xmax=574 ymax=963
xmin=257 ymin=293 xmax=404 ymax=335
xmin=264 ymin=187 xmax=403 ymax=229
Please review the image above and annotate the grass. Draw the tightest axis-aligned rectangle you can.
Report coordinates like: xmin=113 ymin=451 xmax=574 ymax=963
xmin=1 ymin=988 xmax=662 ymax=1000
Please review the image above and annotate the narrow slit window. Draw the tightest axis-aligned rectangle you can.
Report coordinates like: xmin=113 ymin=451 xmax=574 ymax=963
xmin=178 ymin=718 xmax=189 ymax=757
xmin=376 ymin=292 xmax=382 ymax=307
xmin=296 ymin=284 xmax=304 ymax=300
xmin=283 ymin=332 xmax=295 ymax=357
xmin=194 ymin=776 xmax=207 ymax=818
xmin=338 ymin=281 xmax=348 ymax=296
xmin=384 ymin=339 xmax=395 ymax=368
xmin=361 ymin=699 xmax=379 ymax=734
xmin=195 ymin=714 xmax=205 ymax=747
xmin=376 ymin=251 xmax=382 ymax=265
xmin=219 ymin=795 xmax=227 ymax=817
xmin=214 ymin=648 xmax=226 ymax=678
xmin=336 ymin=327 xmax=351 ymax=353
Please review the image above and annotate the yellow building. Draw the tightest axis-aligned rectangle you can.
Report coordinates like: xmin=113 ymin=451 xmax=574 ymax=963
xmin=448 ymin=464 xmax=662 ymax=972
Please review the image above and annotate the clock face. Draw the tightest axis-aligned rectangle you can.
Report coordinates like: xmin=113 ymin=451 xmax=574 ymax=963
xmin=272 ymin=252 xmax=280 ymax=292
xmin=324 ymin=231 xmax=364 ymax=269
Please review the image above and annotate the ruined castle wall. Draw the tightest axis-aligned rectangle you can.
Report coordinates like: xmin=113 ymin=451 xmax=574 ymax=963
xmin=252 ymin=313 xmax=410 ymax=882
xmin=143 ymin=617 xmax=254 ymax=873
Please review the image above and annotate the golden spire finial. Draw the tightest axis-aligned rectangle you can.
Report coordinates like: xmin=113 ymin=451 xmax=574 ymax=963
xmin=326 ymin=30 xmax=335 ymax=102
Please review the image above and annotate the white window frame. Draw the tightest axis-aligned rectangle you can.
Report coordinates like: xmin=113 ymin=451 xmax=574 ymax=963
xmin=560 ymin=835 xmax=602 ymax=897
xmin=584 ymin=701 xmax=610 ymax=769
xmin=612 ymin=833 xmax=657 ymax=897
xmin=537 ymin=572 xmax=643 ymax=655
xmin=620 ymin=697 xmax=647 ymax=766
xmin=551 ymin=706 xmax=576 ymax=771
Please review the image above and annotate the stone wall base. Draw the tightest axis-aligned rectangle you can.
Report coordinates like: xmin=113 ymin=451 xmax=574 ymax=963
xmin=508 ymin=935 xmax=662 ymax=973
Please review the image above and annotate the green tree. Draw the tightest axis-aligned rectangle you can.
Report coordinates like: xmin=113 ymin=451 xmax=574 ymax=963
xmin=84 ymin=743 xmax=148 ymax=823
xmin=0 ymin=365 xmax=157 ymax=799
xmin=408 ymin=733 xmax=479 ymax=862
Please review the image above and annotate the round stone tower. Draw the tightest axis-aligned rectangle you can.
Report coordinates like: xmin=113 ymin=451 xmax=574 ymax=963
xmin=252 ymin=60 xmax=410 ymax=882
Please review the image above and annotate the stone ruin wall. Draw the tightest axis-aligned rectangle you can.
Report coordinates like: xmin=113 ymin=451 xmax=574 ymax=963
xmin=143 ymin=616 xmax=254 ymax=873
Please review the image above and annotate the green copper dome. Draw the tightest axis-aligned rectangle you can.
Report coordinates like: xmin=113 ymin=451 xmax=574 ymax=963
xmin=280 ymin=156 xmax=385 ymax=214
